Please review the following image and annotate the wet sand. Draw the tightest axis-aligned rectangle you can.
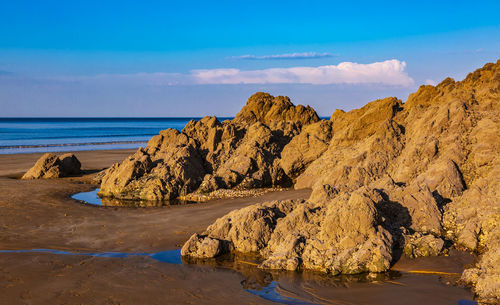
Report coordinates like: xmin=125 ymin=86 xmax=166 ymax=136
xmin=0 ymin=150 xmax=476 ymax=305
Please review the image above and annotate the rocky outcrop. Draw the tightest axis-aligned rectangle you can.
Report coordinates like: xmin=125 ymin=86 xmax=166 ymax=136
xmin=99 ymin=93 xmax=318 ymax=201
xmin=99 ymin=130 xmax=205 ymax=200
xmin=182 ymin=60 xmax=500 ymax=302
xmin=182 ymin=187 xmax=393 ymax=275
xmin=22 ymin=153 xmax=81 ymax=179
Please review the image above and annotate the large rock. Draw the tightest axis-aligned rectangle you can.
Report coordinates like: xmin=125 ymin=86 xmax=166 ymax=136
xmin=99 ymin=130 xmax=206 ymax=200
xmin=99 ymin=93 xmax=318 ymax=201
xmin=22 ymin=153 xmax=82 ymax=179
xmin=182 ymin=188 xmax=393 ymax=275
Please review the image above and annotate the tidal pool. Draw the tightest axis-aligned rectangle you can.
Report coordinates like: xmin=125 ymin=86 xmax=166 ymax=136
xmin=71 ymin=188 xmax=194 ymax=207
xmin=72 ymin=188 xmax=102 ymax=205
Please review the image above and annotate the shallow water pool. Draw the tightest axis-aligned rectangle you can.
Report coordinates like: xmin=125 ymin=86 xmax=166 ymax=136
xmin=72 ymin=189 xmax=102 ymax=205
xmin=71 ymin=188 xmax=194 ymax=207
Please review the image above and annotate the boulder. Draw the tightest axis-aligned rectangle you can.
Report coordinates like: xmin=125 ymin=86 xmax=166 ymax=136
xmin=183 ymin=188 xmax=394 ymax=275
xmin=181 ymin=234 xmax=226 ymax=258
xmin=22 ymin=153 xmax=82 ymax=179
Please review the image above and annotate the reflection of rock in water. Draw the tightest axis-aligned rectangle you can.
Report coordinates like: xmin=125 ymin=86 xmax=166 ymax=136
xmin=182 ymin=252 xmax=403 ymax=304
xmin=100 ymin=196 xmax=194 ymax=207
xmin=72 ymin=188 xmax=196 ymax=207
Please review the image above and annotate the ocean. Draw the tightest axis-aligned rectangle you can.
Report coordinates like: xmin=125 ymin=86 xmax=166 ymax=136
xmin=0 ymin=118 xmax=232 ymax=154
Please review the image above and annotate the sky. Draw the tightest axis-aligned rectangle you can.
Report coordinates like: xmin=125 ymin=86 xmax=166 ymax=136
xmin=0 ymin=0 xmax=499 ymax=117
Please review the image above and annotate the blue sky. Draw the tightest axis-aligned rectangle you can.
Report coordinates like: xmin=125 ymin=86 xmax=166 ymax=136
xmin=1 ymin=0 xmax=499 ymax=117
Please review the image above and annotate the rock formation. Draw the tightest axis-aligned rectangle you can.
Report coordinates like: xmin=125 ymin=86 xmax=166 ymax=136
xmin=183 ymin=187 xmax=393 ymax=274
xmin=99 ymin=92 xmax=319 ymax=201
xmin=181 ymin=60 xmax=500 ymax=303
xmin=22 ymin=153 xmax=82 ymax=179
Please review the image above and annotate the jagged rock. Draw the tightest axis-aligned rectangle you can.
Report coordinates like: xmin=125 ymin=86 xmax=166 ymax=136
xmin=295 ymin=118 xmax=404 ymax=192
xmin=233 ymin=92 xmax=319 ymax=126
xmin=22 ymin=153 xmax=81 ymax=179
xmin=99 ymin=93 xmax=317 ymax=201
xmin=99 ymin=130 xmax=206 ymax=201
xmin=183 ymin=188 xmax=393 ymax=275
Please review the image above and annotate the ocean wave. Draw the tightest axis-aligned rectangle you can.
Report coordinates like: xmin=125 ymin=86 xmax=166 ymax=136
xmin=0 ymin=133 xmax=157 ymax=141
xmin=0 ymin=140 xmax=147 ymax=149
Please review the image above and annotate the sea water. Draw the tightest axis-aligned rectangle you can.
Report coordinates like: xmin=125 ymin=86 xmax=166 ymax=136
xmin=0 ymin=117 xmax=232 ymax=154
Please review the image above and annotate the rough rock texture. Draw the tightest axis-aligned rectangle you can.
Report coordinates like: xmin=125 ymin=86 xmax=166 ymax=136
xmin=99 ymin=93 xmax=319 ymax=201
xmin=182 ymin=60 xmax=500 ymax=302
xmin=182 ymin=187 xmax=393 ymax=275
xmin=233 ymin=92 xmax=319 ymax=126
xmin=22 ymin=153 xmax=82 ymax=179
xmin=403 ymin=233 xmax=445 ymax=258
xmin=280 ymin=120 xmax=333 ymax=179
xmin=461 ymin=227 xmax=500 ymax=304
xmin=99 ymin=130 xmax=205 ymax=200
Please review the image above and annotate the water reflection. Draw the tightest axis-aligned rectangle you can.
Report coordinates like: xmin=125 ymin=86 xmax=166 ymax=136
xmin=71 ymin=188 xmax=194 ymax=207
xmin=182 ymin=253 xmax=405 ymax=305
xmin=0 ymin=248 xmax=477 ymax=305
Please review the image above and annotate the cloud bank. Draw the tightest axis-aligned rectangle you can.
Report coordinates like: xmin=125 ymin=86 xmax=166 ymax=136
xmin=233 ymin=52 xmax=335 ymax=60
xmin=192 ymin=59 xmax=413 ymax=86
xmin=2 ymin=60 xmax=414 ymax=88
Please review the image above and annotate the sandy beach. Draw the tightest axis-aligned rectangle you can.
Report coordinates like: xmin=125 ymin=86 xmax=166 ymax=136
xmin=0 ymin=149 xmax=477 ymax=305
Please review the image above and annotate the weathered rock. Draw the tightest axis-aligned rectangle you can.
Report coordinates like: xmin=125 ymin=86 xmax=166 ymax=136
xmin=99 ymin=130 xmax=205 ymax=201
xmin=181 ymin=234 xmax=226 ymax=258
xmin=99 ymin=93 xmax=318 ymax=201
xmin=183 ymin=188 xmax=393 ymax=275
xmin=461 ymin=227 xmax=500 ymax=304
xmin=280 ymin=120 xmax=333 ymax=179
xmin=22 ymin=153 xmax=82 ymax=179
xmin=233 ymin=92 xmax=319 ymax=127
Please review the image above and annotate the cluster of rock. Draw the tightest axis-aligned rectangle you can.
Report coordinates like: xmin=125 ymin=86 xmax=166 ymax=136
xmin=181 ymin=60 xmax=500 ymax=303
xmin=98 ymin=92 xmax=320 ymax=201
xmin=22 ymin=153 xmax=81 ymax=179
xmin=182 ymin=189 xmax=394 ymax=274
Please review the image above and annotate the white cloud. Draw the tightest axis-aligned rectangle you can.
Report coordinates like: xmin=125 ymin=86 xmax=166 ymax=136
xmin=10 ymin=59 xmax=413 ymax=87
xmin=192 ymin=59 xmax=414 ymax=86
xmin=232 ymin=52 xmax=335 ymax=60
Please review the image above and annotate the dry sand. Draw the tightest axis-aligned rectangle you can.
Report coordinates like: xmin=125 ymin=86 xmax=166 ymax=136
xmin=0 ymin=150 xmax=476 ymax=305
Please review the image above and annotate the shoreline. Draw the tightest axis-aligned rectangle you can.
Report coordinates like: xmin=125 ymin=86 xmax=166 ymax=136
xmin=0 ymin=148 xmax=137 ymax=177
